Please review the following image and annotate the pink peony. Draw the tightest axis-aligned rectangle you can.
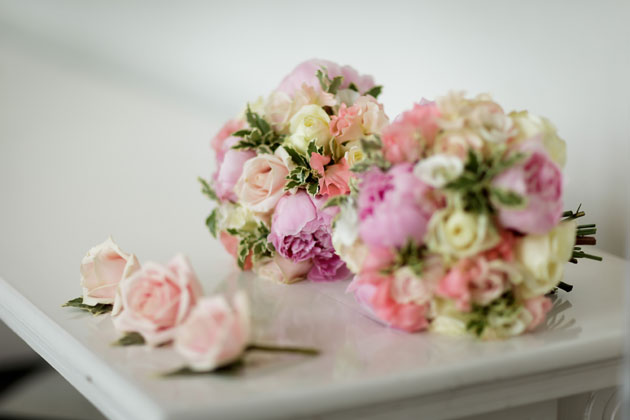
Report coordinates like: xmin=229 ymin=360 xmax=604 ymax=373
xmin=382 ymin=101 xmax=441 ymax=164
xmin=492 ymin=138 xmax=563 ymax=234
xmin=268 ymin=191 xmax=349 ymax=281
xmin=349 ymin=272 xmax=430 ymax=332
xmin=112 ymin=254 xmax=203 ymax=346
xmin=277 ymin=59 xmax=376 ymax=97
xmin=310 ymin=153 xmax=351 ymax=198
xmin=174 ymin=291 xmax=250 ymax=372
xmin=524 ymin=296 xmax=552 ymax=331
xmin=357 ymin=164 xmax=438 ymax=248
xmin=214 ymin=148 xmax=255 ymax=202
xmin=211 ymin=119 xmax=245 ymax=164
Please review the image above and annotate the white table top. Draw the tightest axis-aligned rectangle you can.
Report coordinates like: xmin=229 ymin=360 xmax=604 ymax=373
xmin=0 ymin=37 xmax=627 ymax=420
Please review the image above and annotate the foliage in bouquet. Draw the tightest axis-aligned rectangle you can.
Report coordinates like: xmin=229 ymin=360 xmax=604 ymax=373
xmin=331 ymin=92 xmax=600 ymax=339
xmin=200 ymin=59 xmax=389 ymax=283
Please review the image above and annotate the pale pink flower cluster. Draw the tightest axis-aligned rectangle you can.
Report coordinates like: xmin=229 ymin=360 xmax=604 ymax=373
xmin=332 ymin=92 xmax=576 ymax=339
xmin=207 ymin=59 xmax=389 ymax=284
xmin=76 ymin=237 xmax=251 ymax=371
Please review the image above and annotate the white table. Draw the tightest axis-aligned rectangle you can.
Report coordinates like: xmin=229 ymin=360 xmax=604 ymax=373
xmin=0 ymin=37 xmax=627 ymax=420
xmin=0 ymin=250 xmax=627 ymax=420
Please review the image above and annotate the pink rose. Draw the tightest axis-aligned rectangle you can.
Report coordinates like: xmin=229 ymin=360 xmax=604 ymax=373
xmin=254 ymin=255 xmax=313 ymax=284
xmin=112 ymin=254 xmax=203 ymax=346
xmin=277 ymin=59 xmax=376 ymax=97
xmin=174 ymin=291 xmax=250 ymax=372
xmin=214 ymin=148 xmax=255 ymax=202
xmin=524 ymin=296 xmax=552 ymax=331
xmin=310 ymin=153 xmax=351 ymax=198
xmin=349 ymin=271 xmax=430 ymax=332
xmin=329 ymin=96 xmax=389 ymax=142
xmin=492 ymin=138 xmax=563 ymax=234
xmin=80 ymin=237 xmax=140 ymax=306
xmin=211 ymin=119 xmax=245 ymax=164
xmin=234 ymin=153 xmax=289 ymax=214
xmin=436 ymin=257 xmax=509 ymax=312
xmin=382 ymin=101 xmax=441 ymax=164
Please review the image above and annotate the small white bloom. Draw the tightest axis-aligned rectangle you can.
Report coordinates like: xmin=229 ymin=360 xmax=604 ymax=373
xmin=413 ymin=154 xmax=464 ymax=188
xmin=287 ymin=104 xmax=332 ymax=154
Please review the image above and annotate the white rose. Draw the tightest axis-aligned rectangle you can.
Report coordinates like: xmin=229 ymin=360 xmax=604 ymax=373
xmin=427 ymin=206 xmax=500 ymax=259
xmin=287 ymin=104 xmax=332 ymax=154
xmin=515 ymin=220 xmax=577 ymax=298
xmin=483 ymin=307 xmax=532 ymax=340
xmin=510 ymin=110 xmax=567 ymax=167
xmin=429 ymin=299 xmax=469 ymax=337
xmin=216 ymin=203 xmax=257 ymax=233
xmin=80 ymin=237 xmax=140 ymax=306
xmin=332 ymin=199 xmax=360 ymax=247
xmin=413 ymin=154 xmax=464 ymax=188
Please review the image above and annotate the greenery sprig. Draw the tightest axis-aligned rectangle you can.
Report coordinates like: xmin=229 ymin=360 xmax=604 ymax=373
xmin=227 ymin=222 xmax=275 ymax=269
xmin=466 ymin=291 xmax=519 ymax=337
xmin=446 ymin=149 xmax=526 ymax=214
xmin=283 ymin=141 xmax=324 ymax=196
xmin=350 ymin=136 xmax=391 ymax=173
xmin=62 ymin=297 xmax=113 ymax=316
xmin=232 ymin=106 xmax=284 ymax=154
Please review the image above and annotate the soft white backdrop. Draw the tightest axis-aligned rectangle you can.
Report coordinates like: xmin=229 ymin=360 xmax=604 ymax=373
xmin=1 ymin=0 xmax=628 ymax=256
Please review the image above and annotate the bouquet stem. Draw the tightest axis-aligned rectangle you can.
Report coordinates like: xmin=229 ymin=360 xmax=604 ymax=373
xmin=246 ymin=343 xmax=320 ymax=356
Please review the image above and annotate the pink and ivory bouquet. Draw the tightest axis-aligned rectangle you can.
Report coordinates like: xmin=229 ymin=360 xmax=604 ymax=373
xmin=329 ymin=92 xmax=600 ymax=339
xmin=200 ymin=60 xmax=389 ymax=283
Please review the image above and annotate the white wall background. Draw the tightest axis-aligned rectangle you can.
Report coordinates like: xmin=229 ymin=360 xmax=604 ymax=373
xmin=1 ymin=0 xmax=627 ymax=256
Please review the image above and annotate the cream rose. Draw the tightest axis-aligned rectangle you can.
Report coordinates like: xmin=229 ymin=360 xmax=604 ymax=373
xmin=80 ymin=237 xmax=140 ymax=306
xmin=343 ymin=142 xmax=366 ymax=167
xmin=429 ymin=299 xmax=469 ymax=337
xmin=254 ymin=255 xmax=313 ymax=284
xmin=234 ymin=153 xmax=289 ymax=214
xmin=174 ymin=291 xmax=250 ymax=372
xmin=515 ymin=220 xmax=577 ymax=298
xmin=427 ymin=205 xmax=500 ymax=259
xmin=413 ymin=154 xmax=464 ymax=188
xmin=510 ymin=110 xmax=567 ymax=168
xmin=287 ymin=104 xmax=332 ymax=154
xmin=112 ymin=254 xmax=203 ymax=346
xmin=216 ymin=202 xmax=257 ymax=233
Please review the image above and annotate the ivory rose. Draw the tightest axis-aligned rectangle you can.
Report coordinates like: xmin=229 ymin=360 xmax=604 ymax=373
xmin=80 ymin=237 xmax=140 ymax=306
xmin=413 ymin=154 xmax=464 ymax=188
xmin=265 ymin=85 xmax=336 ymax=134
xmin=427 ymin=205 xmax=500 ymax=259
xmin=510 ymin=110 xmax=567 ymax=167
xmin=234 ymin=152 xmax=289 ymax=214
xmin=492 ymin=138 xmax=563 ymax=234
xmin=112 ymin=254 xmax=203 ymax=346
xmin=287 ymin=105 xmax=332 ymax=154
xmin=174 ymin=291 xmax=250 ymax=372
xmin=310 ymin=153 xmax=351 ymax=198
xmin=515 ymin=220 xmax=576 ymax=298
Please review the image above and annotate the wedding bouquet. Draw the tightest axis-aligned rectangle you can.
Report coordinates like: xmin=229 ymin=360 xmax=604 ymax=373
xmin=330 ymin=92 xmax=600 ymax=339
xmin=200 ymin=59 xmax=388 ymax=283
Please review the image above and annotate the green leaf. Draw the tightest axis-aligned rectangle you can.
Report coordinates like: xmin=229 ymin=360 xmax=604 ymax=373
xmin=62 ymin=297 xmax=113 ymax=316
xmin=490 ymin=188 xmax=526 ymax=208
xmin=316 ymin=68 xmax=328 ymax=91
xmin=323 ymin=195 xmax=349 ymax=209
xmin=348 ymin=82 xmax=359 ymax=92
xmin=205 ymin=209 xmax=218 ymax=238
xmin=364 ymin=85 xmax=383 ymax=99
xmin=198 ymin=177 xmax=219 ymax=202
xmin=112 ymin=332 xmax=146 ymax=346
xmin=328 ymin=76 xmax=343 ymax=94
xmin=306 ymin=140 xmax=323 ymax=157
xmin=307 ymin=182 xmax=319 ymax=196
xmin=283 ymin=146 xmax=309 ymax=167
